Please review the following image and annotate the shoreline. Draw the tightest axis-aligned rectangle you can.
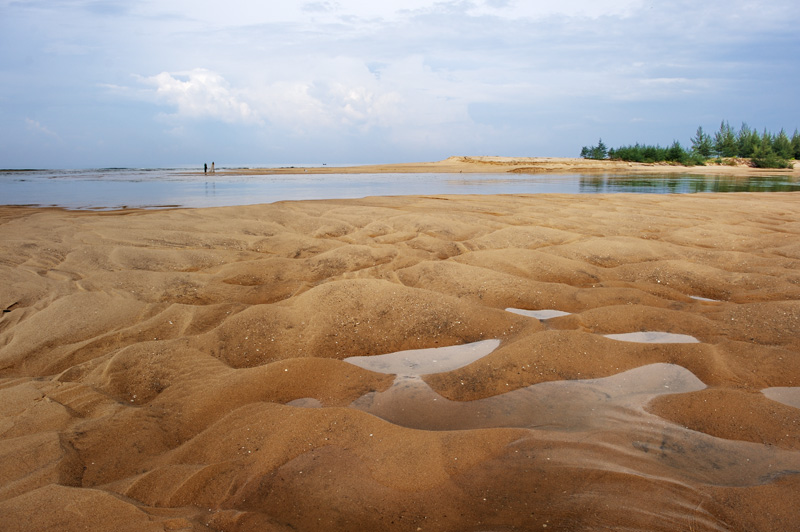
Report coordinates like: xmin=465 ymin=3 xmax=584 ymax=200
xmin=222 ymin=155 xmax=800 ymax=177
xmin=5 ymin=159 xmax=798 ymax=212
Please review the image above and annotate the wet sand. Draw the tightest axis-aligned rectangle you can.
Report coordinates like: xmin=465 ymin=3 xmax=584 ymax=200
xmin=1 ymin=192 xmax=800 ymax=531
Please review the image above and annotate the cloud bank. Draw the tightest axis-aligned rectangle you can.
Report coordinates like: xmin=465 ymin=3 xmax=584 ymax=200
xmin=142 ymin=69 xmax=258 ymax=124
xmin=1 ymin=0 xmax=798 ymax=166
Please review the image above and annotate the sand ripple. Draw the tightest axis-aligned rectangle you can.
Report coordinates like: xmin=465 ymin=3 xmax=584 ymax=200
xmin=2 ymin=193 xmax=800 ymax=531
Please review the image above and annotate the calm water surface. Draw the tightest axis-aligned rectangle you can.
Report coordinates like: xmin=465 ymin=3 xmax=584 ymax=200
xmin=1 ymin=167 xmax=797 ymax=209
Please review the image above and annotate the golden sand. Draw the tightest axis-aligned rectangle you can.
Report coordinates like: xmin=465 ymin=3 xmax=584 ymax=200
xmin=224 ymin=155 xmax=800 ymax=177
xmin=1 ymin=188 xmax=800 ymax=531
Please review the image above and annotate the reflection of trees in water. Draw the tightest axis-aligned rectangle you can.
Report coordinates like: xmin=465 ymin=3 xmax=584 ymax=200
xmin=578 ymin=174 xmax=799 ymax=194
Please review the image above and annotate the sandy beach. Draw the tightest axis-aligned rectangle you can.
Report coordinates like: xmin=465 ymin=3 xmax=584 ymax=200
xmin=2 ymin=184 xmax=800 ymax=530
xmin=225 ymin=155 xmax=800 ymax=177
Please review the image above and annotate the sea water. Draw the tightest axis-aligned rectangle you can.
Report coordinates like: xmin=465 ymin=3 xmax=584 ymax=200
xmin=1 ymin=167 xmax=798 ymax=209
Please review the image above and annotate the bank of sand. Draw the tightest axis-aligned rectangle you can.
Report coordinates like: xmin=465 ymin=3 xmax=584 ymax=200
xmin=1 ymin=192 xmax=800 ymax=531
xmin=224 ymin=155 xmax=800 ymax=177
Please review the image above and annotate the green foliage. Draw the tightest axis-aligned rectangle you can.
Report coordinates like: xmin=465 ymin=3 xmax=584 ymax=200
xmin=773 ymin=129 xmax=793 ymax=159
xmin=580 ymin=138 xmax=608 ymax=160
xmin=760 ymin=128 xmax=773 ymax=155
xmin=713 ymin=120 xmax=738 ymax=157
xmin=607 ymin=142 xmax=691 ymax=164
xmin=588 ymin=121 xmax=798 ymax=167
xmin=751 ymin=153 xmax=793 ymax=169
xmin=736 ymin=123 xmax=759 ymax=158
xmin=751 ymin=131 xmax=793 ymax=168
xmin=667 ymin=140 xmax=689 ymax=164
xmin=690 ymin=126 xmax=713 ymax=157
xmin=792 ymin=129 xmax=800 ymax=160
xmin=608 ymin=144 xmax=642 ymax=162
xmin=687 ymin=152 xmax=707 ymax=166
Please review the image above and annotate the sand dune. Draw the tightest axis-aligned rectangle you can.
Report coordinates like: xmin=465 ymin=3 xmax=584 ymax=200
xmin=1 ymin=192 xmax=800 ymax=531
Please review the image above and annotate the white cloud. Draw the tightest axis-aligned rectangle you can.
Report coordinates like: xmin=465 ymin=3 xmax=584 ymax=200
xmin=25 ymin=117 xmax=60 ymax=139
xmin=139 ymin=58 xmax=470 ymax=140
xmin=141 ymin=69 xmax=259 ymax=124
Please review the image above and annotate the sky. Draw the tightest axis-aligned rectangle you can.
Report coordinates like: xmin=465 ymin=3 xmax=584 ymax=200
xmin=1 ymin=0 xmax=799 ymax=168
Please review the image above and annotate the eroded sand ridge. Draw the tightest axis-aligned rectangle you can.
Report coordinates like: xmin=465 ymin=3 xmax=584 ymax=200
xmin=1 ymin=192 xmax=800 ymax=531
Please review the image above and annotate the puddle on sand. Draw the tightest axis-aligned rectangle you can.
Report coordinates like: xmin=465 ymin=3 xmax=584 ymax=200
xmin=690 ymin=295 xmax=722 ymax=303
xmin=350 ymin=363 xmax=705 ymax=432
xmin=762 ymin=387 xmax=800 ymax=409
xmin=342 ymin=339 xmax=705 ymax=432
xmin=349 ymin=359 xmax=800 ymax=490
xmin=295 ymin=340 xmax=800 ymax=528
xmin=506 ymin=308 xmax=571 ymax=320
xmin=287 ymin=397 xmax=323 ymax=408
xmin=343 ymin=339 xmax=500 ymax=376
xmin=506 ymin=309 xmax=702 ymax=344
xmin=604 ymin=331 xmax=700 ymax=343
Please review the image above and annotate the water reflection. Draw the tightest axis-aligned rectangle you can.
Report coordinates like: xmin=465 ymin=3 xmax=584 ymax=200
xmin=2 ymin=169 xmax=798 ymax=209
xmin=579 ymin=174 xmax=800 ymax=193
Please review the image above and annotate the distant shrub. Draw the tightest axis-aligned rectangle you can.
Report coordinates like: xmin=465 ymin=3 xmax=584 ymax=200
xmin=752 ymin=153 xmax=794 ymax=169
xmin=607 ymin=141 xmax=688 ymax=164
xmin=687 ymin=152 xmax=706 ymax=166
xmin=666 ymin=140 xmax=689 ymax=164
xmin=751 ymin=133 xmax=794 ymax=168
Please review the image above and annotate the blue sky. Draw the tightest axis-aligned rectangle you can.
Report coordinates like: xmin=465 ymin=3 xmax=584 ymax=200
xmin=1 ymin=0 xmax=798 ymax=168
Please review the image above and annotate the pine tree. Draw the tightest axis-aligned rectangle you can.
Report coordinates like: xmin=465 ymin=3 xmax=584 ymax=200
xmin=713 ymin=120 xmax=737 ymax=157
xmin=690 ymin=126 xmax=713 ymax=157
xmin=760 ymin=128 xmax=773 ymax=153
xmin=752 ymin=129 xmax=791 ymax=168
xmin=577 ymin=121 xmax=798 ymax=165
xmin=773 ymin=128 xmax=793 ymax=159
xmin=792 ymin=129 xmax=800 ymax=160
xmin=580 ymin=139 xmax=608 ymax=160
xmin=736 ymin=123 xmax=757 ymax=158
xmin=593 ymin=138 xmax=608 ymax=160
xmin=667 ymin=140 xmax=688 ymax=163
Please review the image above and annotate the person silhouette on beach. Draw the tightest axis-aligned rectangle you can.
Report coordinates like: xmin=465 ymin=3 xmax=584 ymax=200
xmin=211 ymin=162 xmax=215 ymax=174
xmin=204 ymin=163 xmax=207 ymax=174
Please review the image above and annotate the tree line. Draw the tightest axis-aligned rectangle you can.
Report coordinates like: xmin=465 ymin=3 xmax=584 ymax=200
xmin=580 ymin=121 xmax=800 ymax=168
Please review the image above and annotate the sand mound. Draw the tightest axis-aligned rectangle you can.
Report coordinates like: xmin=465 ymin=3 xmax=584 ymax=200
xmin=2 ymin=193 xmax=800 ymax=531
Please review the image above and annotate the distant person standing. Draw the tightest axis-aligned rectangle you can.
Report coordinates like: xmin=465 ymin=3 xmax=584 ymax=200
xmin=211 ymin=162 xmax=215 ymax=174
xmin=204 ymin=163 xmax=207 ymax=174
